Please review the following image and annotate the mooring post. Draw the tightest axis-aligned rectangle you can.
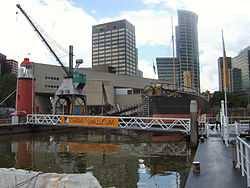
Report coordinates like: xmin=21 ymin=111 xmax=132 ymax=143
xmin=190 ymin=100 xmax=198 ymax=148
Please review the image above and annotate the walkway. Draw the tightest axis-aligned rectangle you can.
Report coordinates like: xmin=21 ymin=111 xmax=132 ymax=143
xmin=185 ymin=134 xmax=246 ymax=188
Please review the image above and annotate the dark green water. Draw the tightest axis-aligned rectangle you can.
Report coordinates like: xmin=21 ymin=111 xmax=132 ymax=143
xmin=0 ymin=129 xmax=193 ymax=188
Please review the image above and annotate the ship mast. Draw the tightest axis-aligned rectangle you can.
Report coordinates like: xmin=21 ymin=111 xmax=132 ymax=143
xmin=222 ymin=30 xmax=229 ymax=124
xmin=171 ymin=17 xmax=176 ymax=89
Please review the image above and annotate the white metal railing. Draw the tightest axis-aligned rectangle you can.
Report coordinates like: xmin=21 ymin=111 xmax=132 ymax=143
xmin=26 ymin=114 xmax=191 ymax=134
xmin=236 ymin=136 xmax=250 ymax=187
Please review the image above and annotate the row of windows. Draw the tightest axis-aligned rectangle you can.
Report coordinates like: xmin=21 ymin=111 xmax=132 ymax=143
xmin=45 ymin=84 xmax=59 ymax=89
xmin=93 ymin=36 xmax=136 ymax=44
xmin=93 ymin=43 xmax=126 ymax=50
xmin=92 ymin=32 xmax=125 ymax=40
xmin=93 ymin=35 xmax=125 ymax=41
xmin=93 ymin=54 xmax=126 ymax=59
xmin=93 ymin=44 xmax=126 ymax=50
xmin=93 ymin=50 xmax=126 ymax=55
xmin=45 ymin=76 xmax=59 ymax=81
xmin=93 ymin=41 xmax=135 ymax=49
xmin=92 ymin=55 xmax=136 ymax=62
xmin=93 ymin=36 xmax=126 ymax=44
xmin=93 ymin=61 xmax=136 ymax=68
xmin=93 ymin=28 xmax=126 ymax=36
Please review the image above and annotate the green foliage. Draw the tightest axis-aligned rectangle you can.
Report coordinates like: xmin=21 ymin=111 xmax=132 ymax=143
xmin=0 ymin=73 xmax=17 ymax=107
xmin=209 ymin=91 xmax=248 ymax=108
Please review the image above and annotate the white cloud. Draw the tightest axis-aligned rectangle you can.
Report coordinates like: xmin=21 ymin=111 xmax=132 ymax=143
xmin=140 ymin=0 xmax=250 ymax=91
xmin=2 ymin=0 xmax=96 ymax=68
xmin=138 ymin=59 xmax=157 ymax=79
xmin=100 ymin=9 xmax=173 ymax=47
xmin=2 ymin=0 xmax=250 ymax=92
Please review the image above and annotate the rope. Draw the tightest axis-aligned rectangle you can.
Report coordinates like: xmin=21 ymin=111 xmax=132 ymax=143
xmin=11 ymin=172 xmax=44 ymax=188
xmin=0 ymin=89 xmax=16 ymax=106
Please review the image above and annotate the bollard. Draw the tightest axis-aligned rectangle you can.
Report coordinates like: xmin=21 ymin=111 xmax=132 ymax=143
xmin=192 ymin=161 xmax=200 ymax=175
xmin=190 ymin=100 xmax=198 ymax=148
xmin=200 ymin=136 xmax=205 ymax=143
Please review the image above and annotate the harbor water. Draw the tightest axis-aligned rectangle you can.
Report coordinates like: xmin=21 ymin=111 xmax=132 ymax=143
xmin=0 ymin=129 xmax=194 ymax=188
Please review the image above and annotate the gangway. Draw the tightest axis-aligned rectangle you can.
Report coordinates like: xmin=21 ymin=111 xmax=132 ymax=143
xmin=26 ymin=114 xmax=191 ymax=134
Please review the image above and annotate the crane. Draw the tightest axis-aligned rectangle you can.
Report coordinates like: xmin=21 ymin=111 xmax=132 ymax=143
xmin=16 ymin=4 xmax=86 ymax=115
xmin=16 ymin=4 xmax=72 ymax=78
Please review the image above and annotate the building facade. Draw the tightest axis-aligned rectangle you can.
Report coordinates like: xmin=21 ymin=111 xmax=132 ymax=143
xmin=6 ymin=59 xmax=18 ymax=75
xmin=92 ymin=20 xmax=137 ymax=76
xmin=218 ymin=57 xmax=233 ymax=92
xmin=176 ymin=10 xmax=200 ymax=93
xmin=156 ymin=57 xmax=179 ymax=87
xmin=232 ymin=68 xmax=242 ymax=92
xmin=0 ymin=53 xmax=7 ymax=75
xmin=232 ymin=46 xmax=250 ymax=91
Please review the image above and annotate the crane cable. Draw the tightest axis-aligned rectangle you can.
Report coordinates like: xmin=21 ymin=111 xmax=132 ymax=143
xmin=16 ymin=7 xmax=82 ymax=67
xmin=0 ymin=89 xmax=16 ymax=106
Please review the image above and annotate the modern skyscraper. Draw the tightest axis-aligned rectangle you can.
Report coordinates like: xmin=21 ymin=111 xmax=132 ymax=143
xmin=156 ymin=57 xmax=179 ymax=86
xmin=218 ymin=57 xmax=232 ymax=92
xmin=232 ymin=68 xmax=242 ymax=92
xmin=6 ymin=59 xmax=18 ymax=75
xmin=176 ymin=10 xmax=200 ymax=92
xmin=0 ymin=53 xmax=6 ymax=75
xmin=92 ymin=20 xmax=137 ymax=76
xmin=232 ymin=46 xmax=250 ymax=91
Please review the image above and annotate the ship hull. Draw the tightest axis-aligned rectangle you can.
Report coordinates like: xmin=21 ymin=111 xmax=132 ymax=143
xmin=148 ymin=92 xmax=208 ymax=117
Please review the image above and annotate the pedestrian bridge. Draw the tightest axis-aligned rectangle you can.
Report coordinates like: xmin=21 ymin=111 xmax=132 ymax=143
xmin=26 ymin=114 xmax=191 ymax=134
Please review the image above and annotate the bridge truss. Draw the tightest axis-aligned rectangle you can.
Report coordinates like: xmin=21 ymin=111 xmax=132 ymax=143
xmin=26 ymin=114 xmax=191 ymax=134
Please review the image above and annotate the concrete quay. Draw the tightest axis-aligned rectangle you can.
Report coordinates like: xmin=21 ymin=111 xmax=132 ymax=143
xmin=185 ymin=136 xmax=246 ymax=188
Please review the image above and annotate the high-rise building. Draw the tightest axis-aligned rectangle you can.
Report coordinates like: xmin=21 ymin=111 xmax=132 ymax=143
xmin=232 ymin=68 xmax=242 ymax=92
xmin=176 ymin=10 xmax=200 ymax=93
xmin=6 ymin=59 xmax=18 ymax=75
xmin=232 ymin=46 xmax=250 ymax=91
xmin=218 ymin=57 xmax=232 ymax=92
xmin=92 ymin=20 xmax=137 ymax=76
xmin=156 ymin=57 xmax=179 ymax=86
xmin=0 ymin=53 xmax=7 ymax=75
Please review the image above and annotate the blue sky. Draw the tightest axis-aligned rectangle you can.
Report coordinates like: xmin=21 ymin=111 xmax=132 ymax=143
xmin=73 ymin=0 xmax=144 ymax=18
xmin=2 ymin=0 xmax=250 ymax=91
xmin=73 ymin=0 xmax=173 ymax=67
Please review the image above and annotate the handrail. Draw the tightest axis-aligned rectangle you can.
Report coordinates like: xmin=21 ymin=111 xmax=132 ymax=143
xmin=26 ymin=114 xmax=191 ymax=134
xmin=236 ymin=136 xmax=250 ymax=187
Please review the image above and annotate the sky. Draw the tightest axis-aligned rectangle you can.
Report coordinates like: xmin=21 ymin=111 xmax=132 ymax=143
xmin=1 ymin=0 xmax=250 ymax=91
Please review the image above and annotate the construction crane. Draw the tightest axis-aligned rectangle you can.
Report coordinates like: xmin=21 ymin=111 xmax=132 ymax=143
xmin=16 ymin=4 xmax=72 ymax=77
xmin=16 ymin=4 xmax=86 ymax=115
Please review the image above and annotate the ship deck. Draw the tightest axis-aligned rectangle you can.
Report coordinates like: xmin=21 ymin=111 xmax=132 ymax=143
xmin=185 ymin=135 xmax=246 ymax=188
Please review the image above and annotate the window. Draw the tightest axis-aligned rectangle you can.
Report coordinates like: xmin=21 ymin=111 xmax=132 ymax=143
xmin=112 ymin=33 xmax=118 ymax=37
xmin=112 ymin=48 xmax=118 ymax=52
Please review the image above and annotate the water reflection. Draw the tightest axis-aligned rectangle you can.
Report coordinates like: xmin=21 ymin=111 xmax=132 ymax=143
xmin=0 ymin=130 xmax=192 ymax=188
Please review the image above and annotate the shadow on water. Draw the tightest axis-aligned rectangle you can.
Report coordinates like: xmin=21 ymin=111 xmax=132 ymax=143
xmin=0 ymin=129 xmax=194 ymax=188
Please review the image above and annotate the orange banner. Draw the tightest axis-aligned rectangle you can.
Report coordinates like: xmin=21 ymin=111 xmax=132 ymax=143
xmin=59 ymin=143 xmax=120 ymax=153
xmin=60 ymin=116 xmax=119 ymax=128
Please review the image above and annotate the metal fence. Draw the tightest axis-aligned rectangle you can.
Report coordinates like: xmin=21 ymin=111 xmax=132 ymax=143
xmin=0 ymin=118 xmax=11 ymax=125
xmin=236 ymin=136 xmax=250 ymax=187
xmin=26 ymin=114 xmax=191 ymax=134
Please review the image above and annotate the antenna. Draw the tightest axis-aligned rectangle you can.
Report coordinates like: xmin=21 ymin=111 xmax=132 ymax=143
xmin=171 ymin=16 xmax=176 ymax=89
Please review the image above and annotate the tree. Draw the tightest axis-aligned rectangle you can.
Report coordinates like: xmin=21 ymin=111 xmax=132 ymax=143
xmin=209 ymin=91 xmax=248 ymax=108
xmin=0 ymin=73 xmax=17 ymax=107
